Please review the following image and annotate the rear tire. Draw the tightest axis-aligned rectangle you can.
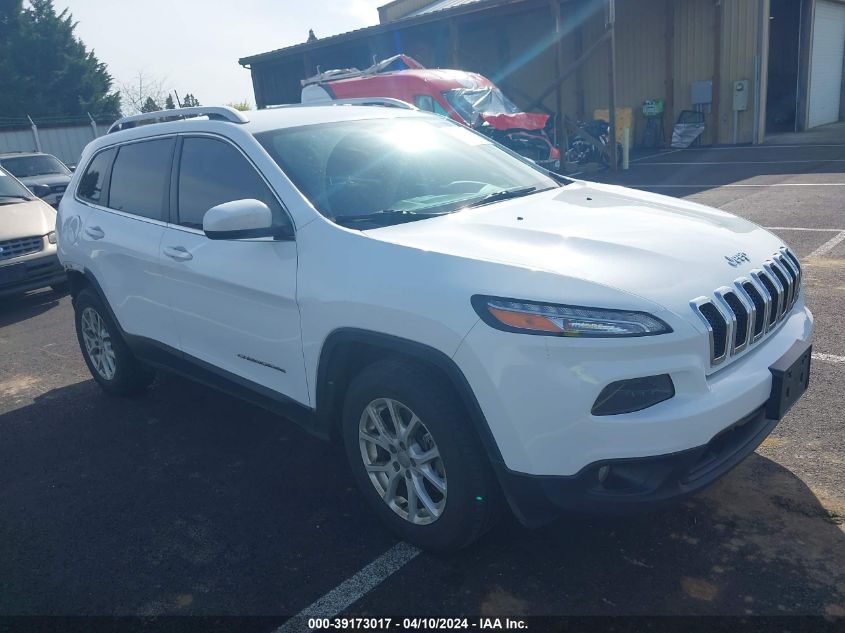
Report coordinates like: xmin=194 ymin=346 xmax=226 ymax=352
xmin=342 ymin=358 xmax=502 ymax=552
xmin=74 ymin=288 xmax=155 ymax=396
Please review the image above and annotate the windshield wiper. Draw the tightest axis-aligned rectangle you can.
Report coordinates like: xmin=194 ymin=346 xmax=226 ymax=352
xmin=334 ymin=209 xmax=450 ymax=227
xmin=0 ymin=194 xmax=33 ymax=201
xmin=464 ymin=186 xmax=539 ymax=208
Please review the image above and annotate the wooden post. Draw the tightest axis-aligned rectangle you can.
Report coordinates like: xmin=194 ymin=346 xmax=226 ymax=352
xmin=575 ymin=11 xmax=586 ymax=121
xmin=712 ymin=0 xmax=723 ymax=145
xmin=607 ymin=0 xmax=618 ymax=170
xmin=303 ymin=51 xmax=313 ymax=80
xmin=551 ymin=0 xmax=565 ymax=150
xmin=664 ymin=0 xmax=675 ymax=145
xmin=449 ymin=20 xmax=460 ymax=68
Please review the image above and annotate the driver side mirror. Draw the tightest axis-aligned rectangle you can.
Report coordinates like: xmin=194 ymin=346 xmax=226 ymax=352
xmin=203 ymin=199 xmax=292 ymax=241
xmin=30 ymin=183 xmax=52 ymax=199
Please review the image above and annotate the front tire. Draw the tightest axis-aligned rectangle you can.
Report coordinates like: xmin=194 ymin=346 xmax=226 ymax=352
xmin=74 ymin=288 xmax=155 ymax=396
xmin=342 ymin=359 xmax=501 ymax=552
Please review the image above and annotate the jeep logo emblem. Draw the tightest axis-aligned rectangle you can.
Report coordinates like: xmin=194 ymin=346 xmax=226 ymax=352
xmin=725 ymin=252 xmax=750 ymax=267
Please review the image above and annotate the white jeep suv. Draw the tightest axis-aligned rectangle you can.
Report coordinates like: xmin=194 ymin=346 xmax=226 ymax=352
xmin=57 ymin=106 xmax=813 ymax=552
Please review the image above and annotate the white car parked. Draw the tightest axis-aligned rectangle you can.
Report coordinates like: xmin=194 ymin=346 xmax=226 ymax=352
xmin=57 ymin=105 xmax=813 ymax=552
xmin=0 ymin=166 xmax=66 ymax=297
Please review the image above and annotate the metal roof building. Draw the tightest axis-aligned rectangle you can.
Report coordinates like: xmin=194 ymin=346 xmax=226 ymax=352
xmin=239 ymin=0 xmax=845 ymax=146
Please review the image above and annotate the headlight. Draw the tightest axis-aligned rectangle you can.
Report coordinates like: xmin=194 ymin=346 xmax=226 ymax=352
xmin=471 ymin=295 xmax=672 ymax=337
xmin=47 ymin=231 xmax=57 ymax=244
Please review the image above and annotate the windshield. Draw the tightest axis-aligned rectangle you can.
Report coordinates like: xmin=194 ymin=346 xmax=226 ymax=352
xmin=255 ymin=117 xmax=559 ymax=227
xmin=0 ymin=168 xmax=34 ymax=203
xmin=442 ymin=87 xmax=520 ymax=122
xmin=0 ymin=154 xmax=70 ymax=178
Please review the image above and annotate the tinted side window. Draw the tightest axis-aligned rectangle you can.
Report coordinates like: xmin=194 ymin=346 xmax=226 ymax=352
xmin=177 ymin=137 xmax=284 ymax=230
xmin=77 ymin=148 xmax=115 ymax=204
xmin=108 ymin=138 xmax=174 ymax=220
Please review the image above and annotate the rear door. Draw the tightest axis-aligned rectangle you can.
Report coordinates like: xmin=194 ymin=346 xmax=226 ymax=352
xmin=158 ymin=134 xmax=308 ymax=405
xmin=79 ymin=136 xmax=180 ymax=348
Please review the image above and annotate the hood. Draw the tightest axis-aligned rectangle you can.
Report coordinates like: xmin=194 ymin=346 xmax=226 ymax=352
xmin=367 ymin=181 xmax=786 ymax=316
xmin=481 ymin=112 xmax=550 ymax=131
xmin=0 ymin=198 xmax=56 ymax=241
xmin=17 ymin=173 xmax=71 ymax=188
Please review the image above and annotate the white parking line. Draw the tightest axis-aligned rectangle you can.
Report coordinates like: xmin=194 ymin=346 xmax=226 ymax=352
xmin=634 ymin=159 xmax=845 ymax=165
xmin=275 ymin=542 xmax=421 ymax=632
xmin=765 ymin=227 xmax=845 ymax=232
xmin=813 ymin=353 xmax=845 ymax=364
xmin=631 ymin=149 xmax=683 ymax=163
xmin=625 ymin=183 xmax=845 ymax=188
xmin=808 ymin=230 xmax=845 ymax=259
xmin=685 ymin=144 xmax=845 ymax=150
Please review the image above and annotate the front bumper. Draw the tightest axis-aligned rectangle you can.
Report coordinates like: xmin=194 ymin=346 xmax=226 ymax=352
xmin=0 ymin=254 xmax=65 ymax=297
xmin=454 ymin=298 xmax=813 ymax=477
xmin=497 ymin=404 xmax=777 ymax=526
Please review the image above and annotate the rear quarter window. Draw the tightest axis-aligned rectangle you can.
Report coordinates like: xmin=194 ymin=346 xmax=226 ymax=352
xmin=77 ymin=148 xmax=116 ymax=204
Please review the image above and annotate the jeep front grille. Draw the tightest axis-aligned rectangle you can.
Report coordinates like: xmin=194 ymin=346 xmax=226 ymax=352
xmin=0 ymin=235 xmax=44 ymax=261
xmin=690 ymin=247 xmax=802 ymax=367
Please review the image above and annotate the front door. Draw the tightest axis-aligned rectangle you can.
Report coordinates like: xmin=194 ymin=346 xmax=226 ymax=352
xmin=158 ymin=135 xmax=308 ymax=406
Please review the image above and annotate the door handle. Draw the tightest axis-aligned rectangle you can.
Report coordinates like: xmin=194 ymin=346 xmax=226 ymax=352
xmin=163 ymin=245 xmax=193 ymax=262
xmin=84 ymin=225 xmax=105 ymax=240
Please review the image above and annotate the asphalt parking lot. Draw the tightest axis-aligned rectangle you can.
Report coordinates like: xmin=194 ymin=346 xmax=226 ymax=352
xmin=1 ymin=135 xmax=844 ymax=622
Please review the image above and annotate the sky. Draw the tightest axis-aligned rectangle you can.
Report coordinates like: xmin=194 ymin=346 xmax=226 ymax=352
xmin=57 ymin=0 xmax=386 ymax=109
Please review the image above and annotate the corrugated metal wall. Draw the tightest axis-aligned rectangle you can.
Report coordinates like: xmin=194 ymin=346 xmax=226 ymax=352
xmin=718 ymin=0 xmax=766 ymax=143
xmin=0 ymin=123 xmax=107 ymax=165
xmin=578 ymin=0 xmax=763 ymax=144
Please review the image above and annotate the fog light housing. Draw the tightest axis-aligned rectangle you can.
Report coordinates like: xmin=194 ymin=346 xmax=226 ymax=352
xmin=591 ymin=374 xmax=675 ymax=416
xmin=47 ymin=231 xmax=57 ymax=244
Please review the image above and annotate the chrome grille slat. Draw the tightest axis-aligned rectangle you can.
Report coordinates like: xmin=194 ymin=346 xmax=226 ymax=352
xmin=739 ymin=280 xmax=766 ymax=342
xmin=691 ymin=248 xmax=802 ymax=367
xmin=0 ymin=235 xmax=44 ymax=261
xmin=765 ymin=261 xmax=789 ymax=319
xmin=776 ymin=253 xmax=799 ymax=308
xmin=771 ymin=257 xmax=794 ymax=309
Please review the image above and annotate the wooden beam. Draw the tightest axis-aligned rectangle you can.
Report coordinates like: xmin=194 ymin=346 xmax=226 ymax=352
xmin=528 ymin=29 xmax=611 ymax=110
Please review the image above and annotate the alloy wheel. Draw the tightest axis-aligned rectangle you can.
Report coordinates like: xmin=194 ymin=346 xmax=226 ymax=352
xmin=358 ymin=397 xmax=447 ymax=525
xmin=80 ymin=307 xmax=116 ymax=380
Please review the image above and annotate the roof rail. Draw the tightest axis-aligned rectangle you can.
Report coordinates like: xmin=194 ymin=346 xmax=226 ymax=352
xmin=107 ymin=106 xmax=249 ymax=134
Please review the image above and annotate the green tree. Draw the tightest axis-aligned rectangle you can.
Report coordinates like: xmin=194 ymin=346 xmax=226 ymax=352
xmin=164 ymin=94 xmax=176 ymax=110
xmin=227 ymin=100 xmax=251 ymax=112
xmin=0 ymin=0 xmax=120 ymax=118
xmin=182 ymin=93 xmax=201 ymax=108
xmin=140 ymin=96 xmax=159 ymax=113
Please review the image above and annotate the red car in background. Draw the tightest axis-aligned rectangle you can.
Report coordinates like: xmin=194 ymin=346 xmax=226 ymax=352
xmin=301 ymin=55 xmax=561 ymax=171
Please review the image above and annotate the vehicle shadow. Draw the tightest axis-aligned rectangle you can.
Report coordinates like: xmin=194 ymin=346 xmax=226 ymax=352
xmin=0 ymin=373 xmax=842 ymax=616
xmin=443 ymin=453 xmax=845 ymax=616
xmin=0 ymin=288 xmax=65 ymax=328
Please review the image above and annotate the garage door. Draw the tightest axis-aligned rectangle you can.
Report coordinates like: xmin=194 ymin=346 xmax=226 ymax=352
xmin=808 ymin=0 xmax=845 ymax=128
